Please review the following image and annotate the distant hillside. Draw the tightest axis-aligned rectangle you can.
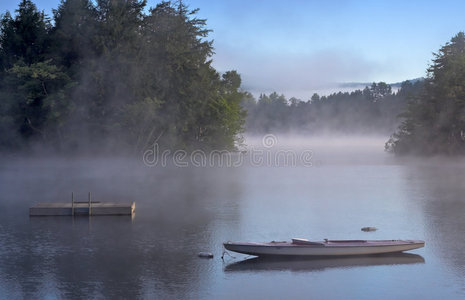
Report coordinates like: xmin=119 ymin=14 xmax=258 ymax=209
xmin=339 ymin=77 xmax=424 ymax=90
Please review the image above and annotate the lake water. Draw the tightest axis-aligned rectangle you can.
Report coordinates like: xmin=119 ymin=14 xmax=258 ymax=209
xmin=1 ymin=136 xmax=465 ymax=299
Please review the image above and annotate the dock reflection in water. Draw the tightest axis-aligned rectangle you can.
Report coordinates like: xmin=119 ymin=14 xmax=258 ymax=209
xmin=224 ymin=253 xmax=425 ymax=273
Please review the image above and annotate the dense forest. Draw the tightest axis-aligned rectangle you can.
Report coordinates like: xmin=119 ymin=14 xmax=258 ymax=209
xmin=0 ymin=0 xmax=245 ymax=153
xmin=386 ymin=32 xmax=465 ymax=155
xmin=243 ymin=80 xmax=423 ymax=135
xmin=1 ymin=1 xmax=464 ymax=156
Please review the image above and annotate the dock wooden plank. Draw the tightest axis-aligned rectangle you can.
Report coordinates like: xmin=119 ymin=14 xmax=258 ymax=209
xmin=30 ymin=202 xmax=135 ymax=216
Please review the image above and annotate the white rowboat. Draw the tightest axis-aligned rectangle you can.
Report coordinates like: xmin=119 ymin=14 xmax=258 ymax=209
xmin=223 ymin=238 xmax=425 ymax=256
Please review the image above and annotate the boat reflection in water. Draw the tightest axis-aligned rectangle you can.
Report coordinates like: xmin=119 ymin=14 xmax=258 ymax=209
xmin=224 ymin=253 xmax=425 ymax=273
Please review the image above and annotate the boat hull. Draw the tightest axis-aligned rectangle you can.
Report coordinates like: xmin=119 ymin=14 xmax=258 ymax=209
xmin=224 ymin=240 xmax=425 ymax=257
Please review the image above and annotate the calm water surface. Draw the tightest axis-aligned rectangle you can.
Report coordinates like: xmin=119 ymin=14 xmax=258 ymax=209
xmin=1 ymin=137 xmax=465 ymax=299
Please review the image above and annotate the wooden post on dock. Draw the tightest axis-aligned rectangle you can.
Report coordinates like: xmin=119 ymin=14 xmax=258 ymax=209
xmin=71 ymin=192 xmax=74 ymax=216
xmin=88 ymin=192 xmax=92 ymax=216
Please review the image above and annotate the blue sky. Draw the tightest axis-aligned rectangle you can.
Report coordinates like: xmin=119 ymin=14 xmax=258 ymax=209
xmin=2 ymin=0 xmax=465 ymax=99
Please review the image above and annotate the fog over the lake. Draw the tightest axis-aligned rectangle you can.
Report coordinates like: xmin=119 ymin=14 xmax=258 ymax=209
xmin=2 ymin=134 xmax=465 ymax=298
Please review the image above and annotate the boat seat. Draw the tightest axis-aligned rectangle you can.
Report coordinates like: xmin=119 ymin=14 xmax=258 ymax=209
xmin=292 ymin=238 xmax=325 ymax=245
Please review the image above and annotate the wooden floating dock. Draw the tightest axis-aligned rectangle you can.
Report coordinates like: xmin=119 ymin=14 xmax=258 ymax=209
xmin=30 ymin=202 xmax=135 ymax=216
xmin=30 ymin=192 xmax=135 ymax=216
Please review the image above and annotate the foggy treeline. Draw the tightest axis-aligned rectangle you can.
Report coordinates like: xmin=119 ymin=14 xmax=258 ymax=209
xmin=0 ymin=0 xmax=245 ymax=153
xmin=245 ymin=32 xmax=465 ymax=156
xmin=243 ymin=80 xmax=423 ymax=135
xmin=2 ymin=1 xmax=465 ymax=157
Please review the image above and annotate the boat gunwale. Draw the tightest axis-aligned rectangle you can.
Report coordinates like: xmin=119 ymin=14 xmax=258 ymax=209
xmin=224 ymin=240 xmax=425 ymax=249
